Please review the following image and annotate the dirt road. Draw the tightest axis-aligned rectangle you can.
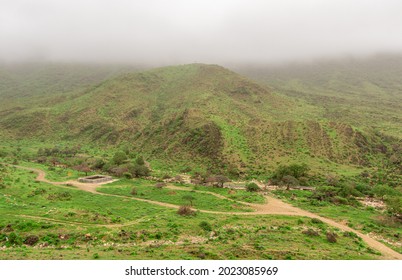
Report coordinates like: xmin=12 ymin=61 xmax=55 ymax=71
xmin=13 ymin=165 xmax=402 ymax=259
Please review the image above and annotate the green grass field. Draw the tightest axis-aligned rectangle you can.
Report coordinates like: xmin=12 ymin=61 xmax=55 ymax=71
xmin=273 ymin=189 xmax=402 ymax=254
xmin=0 ymin=164 xmax=386 ymax=260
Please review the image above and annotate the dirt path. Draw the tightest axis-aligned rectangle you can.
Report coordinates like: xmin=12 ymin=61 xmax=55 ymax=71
xmin=13 ymin=165 xmax=402 ymax=260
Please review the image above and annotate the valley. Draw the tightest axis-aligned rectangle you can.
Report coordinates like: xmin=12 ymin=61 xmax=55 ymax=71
xmin=0 ymin=57 xmax=401 ymax=259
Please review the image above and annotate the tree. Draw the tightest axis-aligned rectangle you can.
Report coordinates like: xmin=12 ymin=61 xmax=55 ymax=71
xmin=182 ymin=194 xmax=196 ymax=206
xmin=279 ymin=175 xmax=299 ymax=190
xmin=131 ymin=164 xmax=150 ymax=178
xmin=215 ymin=175 xmax=230 ymax=187
xmin=207 ymin=175 xmax=230 ymax=188
xmin=112 ymin=151 xmax=127 ymax=165
xmin=110 ymin=166 xmax=128 ymax=177
xmin=271 ymin=164 xmax=310 ymax=187
xmin=135 ymin=155 xmax=145 ymax=166
xmin=386 ymin=197 xmax=402 ymax=218
xmin=73 ymin=163 xmax=91 ymax=176
xmin=272 ymin=164 xmax=309 ymax=180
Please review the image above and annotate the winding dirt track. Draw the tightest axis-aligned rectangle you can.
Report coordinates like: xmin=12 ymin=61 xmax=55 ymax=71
xmin=13 ymin=165 xmax=402 ymax=259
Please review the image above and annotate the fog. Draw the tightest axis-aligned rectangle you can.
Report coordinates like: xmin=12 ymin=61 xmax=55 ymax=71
xmin=1 ymin=0 xmax=402 ymax=66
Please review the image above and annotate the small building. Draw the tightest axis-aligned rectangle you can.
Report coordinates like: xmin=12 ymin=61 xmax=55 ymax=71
xmin=78 ymin=175 xmax=113 ymax=184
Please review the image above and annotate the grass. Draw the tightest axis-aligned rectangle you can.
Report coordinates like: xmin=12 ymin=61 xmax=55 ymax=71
xmin=0 ymin=59 xmax=401 ymax=259
xmin=273 ymin=189 xmax=402 ymax=254
xmin=0 ymin=163 xmax=386 ymax=260
xmin=97 ymin=179 xmax=253 ymax=212
xmin=191 ymin=185 xmax=266 ymax=204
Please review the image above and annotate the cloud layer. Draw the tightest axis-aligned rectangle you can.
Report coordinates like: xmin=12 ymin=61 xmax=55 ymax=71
xmin=1 ymin=0 xmax=402 ymax=65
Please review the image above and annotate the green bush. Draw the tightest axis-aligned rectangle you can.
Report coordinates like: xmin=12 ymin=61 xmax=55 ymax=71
xmin=123 ymin=172 xmax=132 ymax=179
xmin=182 ymin=194 xmax=195 ymax=206
xmin=7 ymin=232 xmax=23 ymax=246
xmin=311 ymin=218 xmax=323 ymax=224
xmin=246 ymin=182 xmax=260 ymax=192
xmin=42 ymin=233 xmax=59 ymax=245
xmin=331 ymin=196 xmax=349 ymax=205
xmin=130 ymin=187 xmax=138 ymax=196
xmin=132 ymin=164 xmax=150 ymax=178
xmin=199 ymin=221 xmax=212 ymax=231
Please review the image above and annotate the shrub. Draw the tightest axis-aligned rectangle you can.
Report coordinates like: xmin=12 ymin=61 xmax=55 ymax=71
xmin=130 ymin=187 xmax=138 ymax=196
xmin=112 ymin=151 xmax=127 ymax=165
xmin=42 ymin=233 xmax=60 ymax=245
xmin=326 ymin=232 xmax=337 ymax=243
xmin=246 ymin=182 xmax=260 ymax=192
xmin=28 ymin=188 xmax=47 ymax=197
xmin=155 ymin=182 xmax=166 ymax=188
xmin=199 ymin=221 xmax=212 ymax=231
xmin=331 ymin=196 xmax=349 ymax=205
xmin=7 ymin=232 xmax=23 ymax=246
xmin=181 ymin=167 xmax=192 ymax=173
xmin=311 ymin=218 xmax=323 ymax=224
xmin=343 ymin=231 xmax=359 ymax=239
xmin=132 ymin=165 xmax=150 ymax=178
xmin=177 ymin=205 xmax=195 ymax=216
xmin=302 ymin=229 xmax=320 ymax=236
xmin=24 ymin=235 xmax=39 ymax=246
xmin=123 ymin=172 xmax=132 ymax=179
xmin=47 ymin=192 xmax=72 ymax=201
xmin=386 ymin=197 xmax=402 ymax=217
xmin=0 ymin=233 xmax=7 ymax=242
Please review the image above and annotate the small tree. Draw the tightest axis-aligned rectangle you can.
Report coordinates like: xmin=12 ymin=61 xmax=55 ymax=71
xmin=215 ymin=175 xmax=230 ymax=188
xmin=112 ymin=151 xmax=127 ymax=165
xmin=280 ymin=175 xmax=299 ymax=190
xmin=182 ymin=194 xmax=195 ymax=206
xmin=135 ymin=155 xmax=145 ymax=166
xmin=132 ymin=165 xmax=150 ymax=178
xmin=73 ymin=163 xmax=91 ymax=176
xmin=271 ymin=163 xmax=310 ymax=186
xmin=386 ymin=197 xmax=402 ymax=218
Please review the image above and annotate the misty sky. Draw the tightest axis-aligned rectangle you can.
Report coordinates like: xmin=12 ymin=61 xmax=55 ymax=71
xmin=1 ymin=0 xmax=402 ymax=65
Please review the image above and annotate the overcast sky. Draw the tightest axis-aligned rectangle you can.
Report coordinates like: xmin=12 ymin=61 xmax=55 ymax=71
xmin=1 ymin=0 xmax=402 ymax=65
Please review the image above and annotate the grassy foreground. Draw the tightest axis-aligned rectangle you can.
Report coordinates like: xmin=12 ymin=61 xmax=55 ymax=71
xmin=0 ymin=165 xmax=385 ymax=259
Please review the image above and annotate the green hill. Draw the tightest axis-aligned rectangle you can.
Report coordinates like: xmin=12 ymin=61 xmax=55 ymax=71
xmin=237 ymin=55 xmax=402 ymax=138
xmin=1 ymin=62 xmax=400 ymax=178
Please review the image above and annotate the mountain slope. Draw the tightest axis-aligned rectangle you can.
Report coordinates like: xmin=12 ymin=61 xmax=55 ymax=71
xmin=0 ymin=63 xmax=400 ymax=176
xmin=237 ymin=55 xmax=402 ymax=138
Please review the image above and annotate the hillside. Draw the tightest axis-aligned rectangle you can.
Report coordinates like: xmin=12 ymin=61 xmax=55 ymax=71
xmin=1 ymin=62 xmax=400 ymax=178
xmin=237 ymin=55 xmax=402 ymax=138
